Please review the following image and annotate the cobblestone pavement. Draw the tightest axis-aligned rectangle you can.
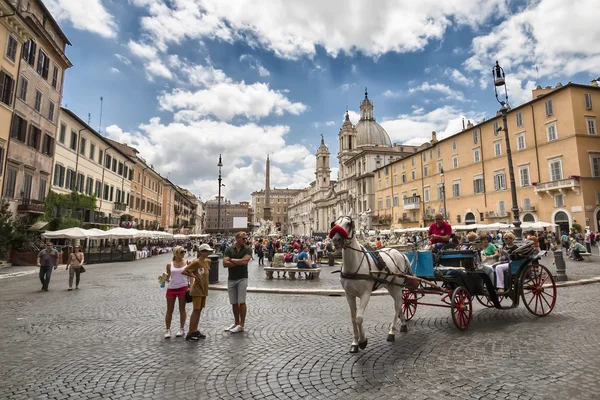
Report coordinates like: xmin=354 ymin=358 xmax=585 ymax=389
xmin=1 ymin=253 xmax=600 ymax=399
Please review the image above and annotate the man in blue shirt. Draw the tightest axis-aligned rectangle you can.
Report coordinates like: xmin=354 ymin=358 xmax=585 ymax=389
xmin=297 ymin=246 xmax=311 ymax=268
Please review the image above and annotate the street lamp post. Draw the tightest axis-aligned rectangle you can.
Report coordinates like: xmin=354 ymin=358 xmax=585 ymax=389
xmin=217 ymin=154 xmax=222 ymax=237
xmin=440 ymin=167 xmax=447 ymax=221
xmin=493 ymin=60 xmax=522 ymax=241
xmin=226 ymin=212 xmax=230 ymax=240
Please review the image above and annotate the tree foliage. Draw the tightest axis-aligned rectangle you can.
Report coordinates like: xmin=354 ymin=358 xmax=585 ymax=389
xmin=42 ymin=190 xmax=97 ymax=230
xmin=0 ymin=200 xmax=30 ymax=261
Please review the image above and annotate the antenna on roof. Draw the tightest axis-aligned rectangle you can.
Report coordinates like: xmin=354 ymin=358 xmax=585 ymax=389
xmin=535 ymin=66 xmax=539 ymax=87
xmin=99 ymin=96 xmax=104 ymax=136
xmin=87 ymin=113 xmax=91 ymax=125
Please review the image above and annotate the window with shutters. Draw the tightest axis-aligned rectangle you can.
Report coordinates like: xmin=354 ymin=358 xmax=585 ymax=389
xmin=39 ymin=178 xmax=47 ymax=201
xmin=472 ymin=130 xmax=478 ymax=144
xmin=34 ymin=89 xmax=42 ymax=112
xmin=473 ymin=176 xmax=485 ymax=194
xmin=89 ymin=143 xmax=95 ymax=160
xmin=494 ymin=141 xmax=502 ymax=156
xmin=53 ymin=164 xmax=65 ymax=187
xmin=59 ymin=122 xmax=66 ymax=143
xmin=423 ymin=165 xmax=428 ymax=177
xmin=48 ymin=101 xmax=55 ymax=122
xmin=86 ymin=176 xmax=93 ymax=196
xmin=79 ymin=137 xmax=86 ymax=155
xmin=51 ymin=65 xmax=59 ymax=89
xmin=112 ymin=159 xmax=117 ymax=172
xmin=493 ymin=121 xmax=500 ymax=133
xmin=22 ymin=173 xmax=32 ymax=200
xmin=517 ymin=133 xmax=526 ymax=150
xmin=401 ymin=174 xmax=406 ymax=183
xmin=18 ymin=75 xmax=27 ymax=101
xmin=95 ymin=180 xmax=102 ymax=197
xmin=411 ymin=169 xmax=415 ymax=180
xmin=516 ymin=112 xmax=523 ymax=127
xmin=110 ymin=186 xmax=114 ymax=201
xmin=0 ymin=71 xmax=15 ymax=106
xmin=586 ymin=118 xmax=596 ymax=135
xmin=549 ymin=158 xmax=562 ymax=181
xmin=98 ymin=149 xmax=104 ymax=165
xmin=41 ymin=134 xmax=53 ymax=156
xmin=545 ymin=99 xmax=554 ymax=116
xmin=5 ymin=167 xmax=17 ymax=198
xmin=437 ymin=161 xmax=442 ymax=173
xmin=474 ymin=148 xmax=480 ymax=162
xmin=10 ymin=115 xmax=26 ymax=142
xmin=590 ymin=154 xmax=600 ymax=177
xmin=36 ymin=49 xmax=50 ymax=79
xmin=385 ymin=197 xmax=390 ymax=208
xmin=76 ymin=173 xmax=84 ymax=193
xmin=5 ymin=35 xmax=18 ymax=62
xmin=554 ymin=194 xmax=564 ymax=207
xmin=452 ymin=181 xmax=461 ymax=198
xmin=437 ymin=184 xmax=443 ymax=200
xmin=28 ymin=125 xmax=41 ymax=150
xmin=585 ymin=93 xmax=592 ymax=110
xmin=22 ymin=39 xmax=36 ymax=66
xmin=519 ymin=166 xmax=530 ymax=187
xmin=393 ymin=196 xmax=399 ymax=207
xmin=103 ymin=184 xmax=109 ymax=200
xmin=65 ymin=168 xmax=75 ymax=190
xmin=452 ymin=139 xmax=456 ymax=151
xmin=494 ymin=172 xmax=506 ymax=191
xmin=70 ymin=130 xmax=77 ymax=151
xmin=452 ymin=155 xmax=458 ymax=169
xmin=0 ymin=145 xmax=4 ymax=176
xmin=424 ymin=187 xmax=430 ymax=202
xmin=437 ymin=145 xmax=441 ymax=157
xmin=546 ymin=123 xmax=557 ymax=141
xmin=499 ymin=201 xmax=506 ymax=216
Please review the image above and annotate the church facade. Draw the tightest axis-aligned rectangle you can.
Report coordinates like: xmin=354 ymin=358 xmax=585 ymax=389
xmin=288 ymin=91 xmax=419 ymax=236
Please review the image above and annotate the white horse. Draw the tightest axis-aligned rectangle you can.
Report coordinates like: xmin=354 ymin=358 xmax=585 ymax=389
xmin=329 ymin=215 xmax=413 ymax=353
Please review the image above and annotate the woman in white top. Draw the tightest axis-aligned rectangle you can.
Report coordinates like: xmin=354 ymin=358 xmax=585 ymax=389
xmin=164 ymin=246 xmax=189 ymax=339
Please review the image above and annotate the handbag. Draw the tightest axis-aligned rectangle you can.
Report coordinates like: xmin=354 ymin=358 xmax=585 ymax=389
xmin=80 ymin=266 xmax=86 ymax=273
xmin=185 ymin=288 xmax=193 ymax=303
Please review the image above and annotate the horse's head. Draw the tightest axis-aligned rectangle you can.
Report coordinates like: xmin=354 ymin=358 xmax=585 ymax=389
xmin=329 ymin=215 xmax=355 ymax=248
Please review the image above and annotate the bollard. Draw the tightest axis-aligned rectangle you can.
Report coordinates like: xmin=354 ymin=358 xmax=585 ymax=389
xmin=328 ymin=253 xmax=335 ymax=266
xmin=208 ymin=254 xmax=220 ymax=284
xmin=554 ymin=250 xmax=567 ymax=281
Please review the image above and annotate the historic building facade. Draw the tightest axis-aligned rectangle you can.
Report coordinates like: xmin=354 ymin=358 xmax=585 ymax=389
xmin=204 ymin=197 xmax=250 ymax=235
xmin=374 ymin=81 xmax=600 ymax=235
xmin=251 ymin=187 xmax=299 ymax=235
xmin=53 ymin=108 xmax=133 ymax=226
xmin=2 ymin=0 xmax=71 ymax=217
xmin=288 ymin=91 xmax=419 ymax=236
xmin=161 ymin=181 xmax=196 ymax=233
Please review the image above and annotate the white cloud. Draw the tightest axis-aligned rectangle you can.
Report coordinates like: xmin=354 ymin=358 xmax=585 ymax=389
xmin=105 ymin=119 xmax=315 ymax=202
xmin=160 ymin=81 xmax=307 ymax=122
xmin=381 ymin=106 xmax=486 ymax=145
xmin=145 ymin=60 xmax=173 ymax=80
xmin=240 ymin=54 xmax=270 ymax=77
xmin=128 ymin=40 xmax=158 ymax=60
xmin=110 ymin=67 xmax=120 ymax=73
xmin=408 ymin=82 xmax=466 ymax=101
xmin=444 ymin=68 xmax=472 ymax=86
xmin=382 ymin=89 xmax=401 ymax=98
xmin=463 ymin=0 xmax=600 ymax=105
xmin=347 ymin=110 xmax=360 ymax=125
xmin=114 ymin=54 xmax=132 ymax=65
xmin=44 ymin=0 xmax=117 ymax=38
xmin=129 ymin=0 xmax=508 ymax=60
xmin=313 ymin=121 xmax=336 ymax=129
xmin=340 ymin=83 xmax=355 ymax=92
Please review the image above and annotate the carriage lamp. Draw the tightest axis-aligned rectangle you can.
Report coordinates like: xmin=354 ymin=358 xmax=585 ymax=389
xmin=491 ymin=61 xmax=522 ymax=241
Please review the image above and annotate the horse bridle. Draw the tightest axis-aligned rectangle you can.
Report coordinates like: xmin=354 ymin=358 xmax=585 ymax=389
xmin=331 ymin=216 xmax=356 ymax=245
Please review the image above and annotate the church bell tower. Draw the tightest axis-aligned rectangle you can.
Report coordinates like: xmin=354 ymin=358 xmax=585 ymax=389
xmin=315 ymin=134 xmax=331 ymax=191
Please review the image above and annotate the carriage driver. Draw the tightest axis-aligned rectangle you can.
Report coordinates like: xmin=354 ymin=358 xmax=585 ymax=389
xmin=428 ymin=213 xmax=452 ymax=252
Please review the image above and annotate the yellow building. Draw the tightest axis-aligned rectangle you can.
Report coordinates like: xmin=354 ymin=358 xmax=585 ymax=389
xmin=162 ymin=180 xmax=196 ymax=233
xmin=0 ymin=0 xmax=29 ymax=198
xmin=1 ymin=0 xmax=71 ymax=217
xmin=374 ymin=81 xmax=600 ymax=235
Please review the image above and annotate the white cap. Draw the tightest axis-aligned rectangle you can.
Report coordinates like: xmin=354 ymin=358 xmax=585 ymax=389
xmin=198 ymin=243 xmax=214 ymax=252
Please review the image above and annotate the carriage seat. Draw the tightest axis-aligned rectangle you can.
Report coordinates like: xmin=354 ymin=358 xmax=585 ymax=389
xmin=263 ymin=266 xmax=321 ymax=280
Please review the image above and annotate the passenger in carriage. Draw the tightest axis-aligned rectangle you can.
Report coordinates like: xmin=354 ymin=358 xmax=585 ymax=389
xmin=493 ymin=232 xmax=518 ymax=294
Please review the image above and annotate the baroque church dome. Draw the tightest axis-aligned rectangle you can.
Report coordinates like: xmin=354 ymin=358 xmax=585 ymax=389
xmin=355 ymin=90 xmax=392 ymax=147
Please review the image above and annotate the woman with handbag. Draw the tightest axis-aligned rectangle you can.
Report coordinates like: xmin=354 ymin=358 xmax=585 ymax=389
xmin=182 ymin=243 xmax=212 ymax=341
xmin=66 ymin=246 xmax=85 ymax=291
xmin=164 ymin=246 xmax=189 ymax=339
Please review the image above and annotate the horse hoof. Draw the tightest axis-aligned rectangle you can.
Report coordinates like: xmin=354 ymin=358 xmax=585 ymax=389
xmin=358 ymin=339 xmax=368 ymax=349
xmin=400 ymin=325 xmax=408 ymax=333
xmin=349 ymin=345 xmax=359 ymax=353
xmin=387 ymin=334 xmax=395 ymax=342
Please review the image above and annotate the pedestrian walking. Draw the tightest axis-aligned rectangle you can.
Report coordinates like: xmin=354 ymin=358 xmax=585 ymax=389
xmin=182 ymin=243 xmax=212 ymax=341
xmin=164 ymin=246 xmax=189 ymax=339
xmin=223 ymin=231 xmax=252 ymax=333
xmin=37 ymin=242 xmax=59 ymax=291
xmin=66 ymin=246 xmax=85 ymax=290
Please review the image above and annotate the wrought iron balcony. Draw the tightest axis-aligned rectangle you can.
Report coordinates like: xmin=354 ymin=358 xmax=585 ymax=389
xmin=533 ymin=177 xmax=580 ymax=197
xmin=17 ymin=199 xmax=45 ymax=214
xmin=403 ymin=195 xmax=421 ymax=210
xmin=113 ymin=202 xmax=128 ymax=212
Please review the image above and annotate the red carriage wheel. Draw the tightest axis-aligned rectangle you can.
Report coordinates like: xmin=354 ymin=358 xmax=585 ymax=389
xmin=451 ymin=286 xmax=473 ymax=330
xmin=401 ymin=288 xmax=417 ymax=321
xmin=520 ymin=264 xmax=557 ymax=317
xmin=475 ymin=294 xmax=504 ymax=308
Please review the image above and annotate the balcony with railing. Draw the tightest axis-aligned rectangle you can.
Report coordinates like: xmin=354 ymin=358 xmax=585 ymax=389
xmin=17 ymin=199 xmax=45 ymax=214
xmin=484 ymin=210 xmax=508 ymax=219
xmin=403 ymin=195 xmax=421 ymax=210
xmin=113 ymin=202 xmax=128 ymax=213
xmin=533 ymin=177 xmax=580 ymax=197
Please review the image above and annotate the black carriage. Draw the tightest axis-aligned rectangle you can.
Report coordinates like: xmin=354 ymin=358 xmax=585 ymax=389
xmin=401 ymin=242 xmax=557 ymax=330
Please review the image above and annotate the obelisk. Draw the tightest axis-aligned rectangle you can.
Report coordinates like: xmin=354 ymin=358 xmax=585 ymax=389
xmin=263 ymin=155 xmax=272 ymax=221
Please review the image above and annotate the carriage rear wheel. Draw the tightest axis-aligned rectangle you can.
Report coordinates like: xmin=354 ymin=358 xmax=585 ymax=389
xmin=475 ymin=294 xmax=504 ymax=308
xmin=520 ymin=264 xmax=557 ymax=317
xmin=451 ymin=286 xmax=472 ymax=330
xmin=401 ymin=288 xmax=417 ymax=321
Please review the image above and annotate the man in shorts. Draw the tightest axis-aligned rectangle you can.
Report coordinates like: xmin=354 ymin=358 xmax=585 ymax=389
xmin=315 ymin=240 xmax=323 ymax=266
xmin=223 ymin=231 xmax=252 ymax=333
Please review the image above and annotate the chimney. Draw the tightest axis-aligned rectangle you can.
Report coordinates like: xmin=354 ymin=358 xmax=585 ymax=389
xmin=466 ymin=120 xmax=474 ymax=129
xmin=431 ymin=131 xmax=438 ymax=143
xmin=462 ymin=118 xmax=465 ymax=131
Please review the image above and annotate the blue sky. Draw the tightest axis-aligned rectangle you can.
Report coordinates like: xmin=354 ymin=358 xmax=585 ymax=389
xmin=47 ymin=0 xmax=600 ymax=202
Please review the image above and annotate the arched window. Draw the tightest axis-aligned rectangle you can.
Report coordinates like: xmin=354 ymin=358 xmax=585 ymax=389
xmin=465 ymin=212 xmax=476 ymax=225
xmin=523 ymin=213 xmax=535 ymax=222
